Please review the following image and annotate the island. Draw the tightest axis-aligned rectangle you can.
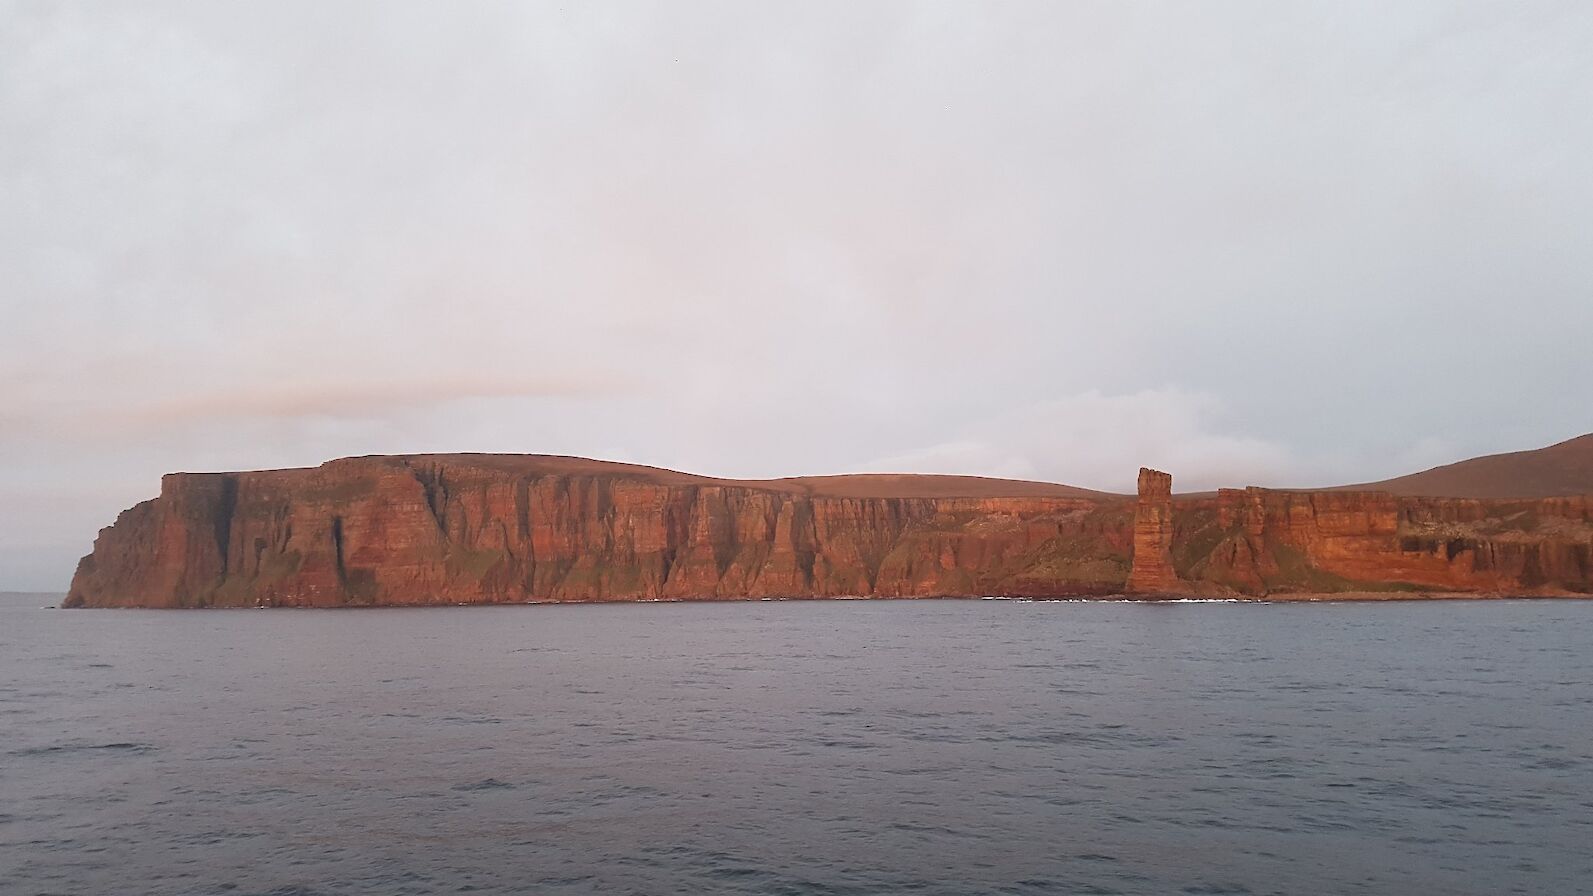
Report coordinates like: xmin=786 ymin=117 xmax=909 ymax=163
xmin=65 ymin=435 xmax=1593 ymax=607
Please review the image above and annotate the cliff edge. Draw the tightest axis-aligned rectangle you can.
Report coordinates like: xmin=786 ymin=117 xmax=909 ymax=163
xmin=65 ymin=456 xmax=1133 ymax=607
xmin=66 ymin=443 xmax=1593 ymax=607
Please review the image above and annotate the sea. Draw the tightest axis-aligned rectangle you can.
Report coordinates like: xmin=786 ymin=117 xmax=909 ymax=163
xmin=2 ymin=592 xmax=1589 ymax=896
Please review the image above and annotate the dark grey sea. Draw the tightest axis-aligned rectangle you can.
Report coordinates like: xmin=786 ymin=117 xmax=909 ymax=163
xmin=2 ymin=593 xmax=1590 ymax=895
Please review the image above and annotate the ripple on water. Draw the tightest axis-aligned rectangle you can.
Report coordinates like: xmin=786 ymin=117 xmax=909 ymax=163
xmin=11 ymin=742 xmax=156 ymax=757
xmin=2 ymin=599 xmax=1591 ymax=896
xmin=450 ymin=778 xmax=517 ymax=792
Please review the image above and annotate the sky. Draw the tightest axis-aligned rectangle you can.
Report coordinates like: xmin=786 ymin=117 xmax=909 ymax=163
xmin=3 ymin=1 xmax=1591 ymax=590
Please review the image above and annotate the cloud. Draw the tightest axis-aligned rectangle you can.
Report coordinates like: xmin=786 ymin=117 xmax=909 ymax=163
xmin=0 ymin=357 xmax=632 ymax=436
xmin=115 ymin=374 xmax=629 ymax=427
xmin=861 ymin=388 xmax=1296 ymax=493
xmin=3 ymin=2 xmax=1592 ymax=588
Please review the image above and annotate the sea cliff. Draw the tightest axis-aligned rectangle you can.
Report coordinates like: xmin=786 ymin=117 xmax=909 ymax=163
xmin=65 ymin=454 xmax=1593 ymax=607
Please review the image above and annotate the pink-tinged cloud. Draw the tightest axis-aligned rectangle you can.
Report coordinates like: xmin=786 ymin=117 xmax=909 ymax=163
xmin=115 ymin=375 xmax=629 ymax=426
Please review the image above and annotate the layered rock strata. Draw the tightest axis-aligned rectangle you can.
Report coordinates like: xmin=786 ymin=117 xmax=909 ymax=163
xmin=1181 ymin=488 xmax=1593 ymax=597
xmin=65 ymin=454 xmax=1593 ymax=607
xmin=66 ymin=456 xmax=1132 ymax=607
xmin=1127 ymin=468 xmax=1181 ymax=594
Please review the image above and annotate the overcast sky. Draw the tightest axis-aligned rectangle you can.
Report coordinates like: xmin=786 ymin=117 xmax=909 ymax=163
xmin=3 ymin=1 xmax=1591 ymax=589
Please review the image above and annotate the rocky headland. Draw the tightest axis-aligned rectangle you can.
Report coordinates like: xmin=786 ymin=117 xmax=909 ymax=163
xmin=65 ymin=436 xmax=1593 ymax=607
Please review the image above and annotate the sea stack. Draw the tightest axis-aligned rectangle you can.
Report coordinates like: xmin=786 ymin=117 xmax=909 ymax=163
xmin=1128 ymin=467 xmax=1181 ymax=595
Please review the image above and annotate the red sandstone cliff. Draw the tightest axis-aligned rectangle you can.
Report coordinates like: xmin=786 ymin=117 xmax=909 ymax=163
xmin=65 ymin=456 xmax=1133 ymax=608
xmin=1174 ymin=487 xmax=1593 ymax=597
xmin=65 ymin=446 xmax=1593 ymax=608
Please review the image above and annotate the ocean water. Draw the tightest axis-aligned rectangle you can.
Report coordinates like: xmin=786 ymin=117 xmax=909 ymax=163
xmin=2 ymin=595 xmax=1590 ymax=896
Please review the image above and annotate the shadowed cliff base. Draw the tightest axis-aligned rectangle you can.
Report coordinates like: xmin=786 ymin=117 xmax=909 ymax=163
xmin=65 ymin=435 xmax=1593 ymax=608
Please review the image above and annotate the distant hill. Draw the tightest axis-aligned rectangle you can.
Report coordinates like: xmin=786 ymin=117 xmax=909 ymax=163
xmin=1340 ymin=433 xmax=1593 ymax=499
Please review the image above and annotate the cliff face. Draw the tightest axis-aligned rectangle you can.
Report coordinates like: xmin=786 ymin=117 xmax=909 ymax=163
xmin=65 ymin=454 xmax=1593 ymax=607
xmin=65 ymin=456 xmax=1133 ymax=607
xmin=1171 ymin=488 xmax=1593 ymax=597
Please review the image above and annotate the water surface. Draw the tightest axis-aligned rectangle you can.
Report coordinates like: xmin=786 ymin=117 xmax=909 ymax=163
xmin=2 ymin=597 xmax=1589 ymax=895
